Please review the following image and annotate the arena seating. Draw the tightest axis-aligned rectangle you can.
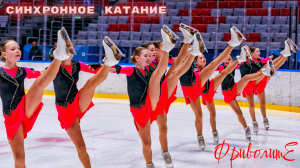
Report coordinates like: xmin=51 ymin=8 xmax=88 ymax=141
xmin=0 ymin=0 xmax=300 ymax=49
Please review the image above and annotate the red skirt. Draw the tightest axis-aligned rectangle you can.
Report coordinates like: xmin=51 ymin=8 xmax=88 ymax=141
xmin=222 ymin=83 xmax=240 ymax=104
xmin=130 ymin=93 xmax=155 ymax=131
xmin=3 ymin=95 xmax=43 ymax=140
xmin=201 ymin=79 xmax=217 ymax=105
xmin=254 ymin=76 xmax=268 ymax=95
xmin=157 ymin=78 xmax=177 ymax=115
xmin=130 ymin=79 xmax=177 ymax=131
xmin=56 ymin=90 xmax=94 ymax=130
xmin=242 ymin=81 xmax=255 ymax=98
xmin=181 ymin=73 xmax=205 ymax=105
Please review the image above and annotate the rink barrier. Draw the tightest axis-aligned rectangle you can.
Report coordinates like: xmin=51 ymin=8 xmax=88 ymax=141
xmin=3 ymin=62 xmax=298 ymax=112
xmin=24 ymin=90 xmax=300 ymax=113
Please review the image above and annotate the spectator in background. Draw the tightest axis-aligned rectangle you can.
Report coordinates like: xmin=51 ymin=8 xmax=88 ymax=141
xmin=28 ymin=41 xmax=42 ymax=60
xmin=48 ymin=43 xmax=57 ymax=61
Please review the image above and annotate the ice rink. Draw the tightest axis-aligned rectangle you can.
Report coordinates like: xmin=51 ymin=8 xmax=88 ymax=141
xmin=0 ymin=96 xmax=299 ymax=168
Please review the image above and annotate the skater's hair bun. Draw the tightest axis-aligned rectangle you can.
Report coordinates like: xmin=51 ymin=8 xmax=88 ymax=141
xmin=131 ymin=47 xmax=146 ymax=64
xmin=0 ymin=40 xmax=15 ymax=63
xmin=141 ymin=43 xmax=153 ymax=49
xmin=153 ymin=41 xmax=162 ymax=49
xmin=250 ymin=47 xmax=258 ymax=53
xmin=130 ymin=56 xmax=136 ymax=64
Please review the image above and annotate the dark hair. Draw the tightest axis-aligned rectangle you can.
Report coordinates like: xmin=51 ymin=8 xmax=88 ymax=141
xmin=141 ymin=43 xmax=153 ymax=49
xmin=229 ymin=53 xmax=233 ymax=59
xmin=250 ymin=47 xmax=258 ymax=53
xmin=130 ymin=47 xmax=146 ymax=64
xmin=194 ymin=56 xmax=198 ymax=64
xmin=178 ymin=42 xmax=193 ymax=51
xmin=153 ymin=40 xmax=162 ymax=49
xmin=194 ymin=55 xmax=205 ymax=68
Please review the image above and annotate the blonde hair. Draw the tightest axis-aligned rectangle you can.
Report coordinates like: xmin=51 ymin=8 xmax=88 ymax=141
xmin=0 ymin=40 xmax=15 ymax=63
xmin=130 ymin=47 xmax=146 ymax=64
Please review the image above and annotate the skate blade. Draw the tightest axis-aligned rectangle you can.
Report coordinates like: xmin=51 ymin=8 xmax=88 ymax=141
xmin=162 ymin=24 xmax=179 ymax=44
xmin=199 ymin=147 xmax=205 ymax=151
xmin=242 ymin=46 xmax=252 ymax=60
xmin=179 ymin=23 xmax=198 ymax=35
xmin=286 ymin=38 xmax=299 ymax=53
xmin=231 ymin=26 xmax=246 ymax=40
xmin=196 ymin=32 xmax=208 ymax=53
xmin=268 ymin=60 xmax=276 ymax=76
xmin=61 ymin=27 xmax=77 ymax=55
xmin=104 ymin=36 xmax=124 ymax=60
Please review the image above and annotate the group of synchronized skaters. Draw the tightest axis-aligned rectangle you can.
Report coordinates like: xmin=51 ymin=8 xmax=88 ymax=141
xmin=0 ymin=24 xmax=297 ymax=168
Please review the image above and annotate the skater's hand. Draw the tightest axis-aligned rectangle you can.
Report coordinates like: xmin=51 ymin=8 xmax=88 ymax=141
xmin=88 ymin=63 xmax=102 ymax=71
xmin=88 ymin=66 xmax=96 ymax=72
xmin=269 ymin=55 xmax=274 ymax=60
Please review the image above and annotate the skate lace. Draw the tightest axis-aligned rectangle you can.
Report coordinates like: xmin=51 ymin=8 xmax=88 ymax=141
xmin=163 ymin=153 xmax=172 ymax=165
xmin=213 ymin=131 xmax=218 ymax=138
xmin=254 ymin=123 xmax=258 ymax=127
xmin=198 ymin=137 xmax=205 ymax=146
xmin=213 ymin=133 xmax=218 ymax=140
xmin=263 ymin=119 xmax=269 ymax=126
xmin=246 ymin=128 xmax=250 ymax=136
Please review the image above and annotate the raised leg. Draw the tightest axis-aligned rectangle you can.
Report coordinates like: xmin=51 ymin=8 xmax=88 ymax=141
xmin=188 ymin=97 xmax=203 ymax=136
xmin=25 ymin=60 xmax=61 ymax=119
xmin=254 ymin=75 xmax=266 ymax=86
xmin=156 ymin=112 xmax=168 ymax=152
xmin=136 ymin=120 xmax=152 ymax=164
xmin=166 ymin=54 xmax=195 ymax=98
xmin=199 ymin=46 xmax=234 ymax=88
xmin=66 ymin=117 xmax=91 ymax=168
xmin=167 ymin=44 xmax=189 ymax=77
xmin=167 ymin=26 xmax=195 ymax=77
xmin=237 ymin=72 xmax=265 ymax=94
xmin=228 ymin=99 xmax=248 ymax=128
xmin=78 ymin=65 xmax=110 ymax=112
xmin=257 ymin=55 xmax=286 ymax=83
xmin=212 ymin=60 xmax=239 ymax=91
xmin=9 ymin=123 xmax=26 ymax=168
xmin=149 ymin=51 xmax=170 ymax=111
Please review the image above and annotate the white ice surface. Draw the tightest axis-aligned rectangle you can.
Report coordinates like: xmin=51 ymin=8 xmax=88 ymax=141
xmin=0 ymin=96 xmax=299 ymax=168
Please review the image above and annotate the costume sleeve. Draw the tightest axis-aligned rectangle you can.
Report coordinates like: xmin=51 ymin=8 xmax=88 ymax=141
xmin=111 ymin=66 xmax=134 ymax=76
xmin=79 ymin=61 xmax=100 ymax=74
xmin=168 ymin=57 xmax=174 ymax=64
xmin=261 ymin=57 xmax=270 ymax=63
xmin=24 ymin=67 xmax=41 ymax=79
xmin=216 ymin=65 xmax=224 ymax=72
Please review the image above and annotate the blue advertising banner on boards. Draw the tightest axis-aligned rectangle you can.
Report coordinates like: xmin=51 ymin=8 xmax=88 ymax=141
xmin=22 ymin=45 xmax=299 ymax=69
